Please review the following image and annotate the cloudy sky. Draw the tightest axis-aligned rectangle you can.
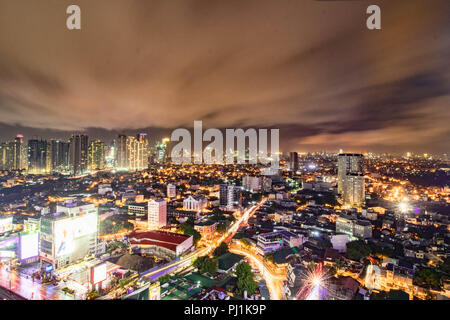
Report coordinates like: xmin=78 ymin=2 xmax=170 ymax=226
xmin=0 ymin=0 xmax=449 ymax=154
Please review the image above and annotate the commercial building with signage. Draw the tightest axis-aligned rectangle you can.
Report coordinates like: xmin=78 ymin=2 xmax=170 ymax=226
xmin=39 ymin=201 xmax=99 ymax=269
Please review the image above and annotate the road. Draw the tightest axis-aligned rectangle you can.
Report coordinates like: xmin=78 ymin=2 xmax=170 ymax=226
xmin=0 ymin=285 xmax=26 ymax=300
xmin=229 ymin=246 xmax=285 ymax=300
xmin=0 ymin=266 xmax=74 ymax=300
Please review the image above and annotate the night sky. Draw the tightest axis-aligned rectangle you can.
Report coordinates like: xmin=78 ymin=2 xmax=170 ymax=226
xmin=0 ymin=0 xmax=449 ymax=154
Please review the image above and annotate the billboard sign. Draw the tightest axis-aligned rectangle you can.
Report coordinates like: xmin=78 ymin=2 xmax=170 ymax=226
xmin=19 ymin=232 xmax=40 ymax=261
xmin=0 ymin=250 xmax=15 ymax=258
xmin=91 ymin=262 xmax=107 ymax=284
xmin=73 ymin=213 xmax=97 ymax=238
xmin=54 ymin=213 xmax=98 ymax=257
xmin=149 ymin=282 xmax=161 ymax=300
xmin=54 ymin=219 xmax=75 ymax=257
xmin=0 ymin=216 xmax=13 ymax=234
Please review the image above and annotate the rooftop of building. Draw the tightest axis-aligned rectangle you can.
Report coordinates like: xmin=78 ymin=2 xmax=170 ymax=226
xmin=355 ymin=219 xmax=372 ymax=226
xmin=128 ymin=202 xmax=148 ymax=207
xmin=57 ymin=200 xmax=92 ymax=208
xmin=217 ymin=252 xmax=244 ymax=271
xmin=184 ymin=195 xmax=208 ymax=201
xmin=271 ymin=247 xmax=298 ymax=264
xmin=196 ymin=220 xmax=217 ymax=227
xmin=41 ymin=211 xmax=70 ymax=221
xmin=258 ymin=229 xmax=299 ymax=240
xmin=129 ymin=230 xmax=192 ymax=247
xmin=148 ymin=199 xmax=167 ymax=203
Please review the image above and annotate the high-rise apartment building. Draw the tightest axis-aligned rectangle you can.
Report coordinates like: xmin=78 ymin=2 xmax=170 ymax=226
xmin=155 ymin=138 xmax=170 ymax=163
xmin=0 ymin=142 xmax=8 ymax=170
xmin=104 ymin=141 xmax=117 ymax=169
xmin=116 ymin=135 xmax=127 ymax=169
xmin=337 ymin=153 xmax=365 ymax=207
xmin=88 ymin=139 xmax=105 ymax=171
xmin=289 ymin=152 xmax=299 ymax=172
xmin=219 ymin=184 xmax=241 ymax=210
xmin=341 ymin=173 xmax=365 ymax=207
xmin=148 ymin=199 xmax=167 ymax=229
xmin=12 ymin=135 xmax=27 ymax=170
xmin=28 ymin=139 xmax=48 ymax=174
xmin=137 ymin=133 xmax=149 ymax=169
xmin=0 ymin=135 xmax=27 ymax=171
xmin=69 ymin=135 xmax=88 ymax=174
xmin=115 ymin=134 xmax=149 ymax=170
xmin=51 ymin=140 xmax=70 ymax=172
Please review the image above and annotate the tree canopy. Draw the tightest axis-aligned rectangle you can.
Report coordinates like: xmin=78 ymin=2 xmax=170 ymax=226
xmin=235 ymin=262 xmax=258 ymax=297
xmin=100 ymin=216 xmax=134 ymax=235
xmin=213 ymin=242 xmax=229 ymax=257
xmin=193 ymin=256 xmax=218 ymax=274
xmin=179 ymin=222 xmax=201 ymax=245
xmin=413 ymin=268 xmax=442 ymax=290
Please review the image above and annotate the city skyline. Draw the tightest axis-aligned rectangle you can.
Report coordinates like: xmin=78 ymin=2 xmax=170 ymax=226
xmin=0 ymin=1 xmax=449 ymax=154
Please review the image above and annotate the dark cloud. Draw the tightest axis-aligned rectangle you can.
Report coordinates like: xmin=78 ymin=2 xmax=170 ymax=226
xmin=0 ymin=0 xmax=448 ymax=154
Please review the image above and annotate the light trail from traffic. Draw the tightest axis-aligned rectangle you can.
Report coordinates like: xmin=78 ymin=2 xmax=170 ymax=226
xmin=229 ymin=246 xmax=285 ymax=300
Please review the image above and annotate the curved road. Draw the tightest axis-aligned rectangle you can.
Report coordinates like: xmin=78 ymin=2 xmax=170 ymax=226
xmin=229 ymin=246 xmax=285 ymax=300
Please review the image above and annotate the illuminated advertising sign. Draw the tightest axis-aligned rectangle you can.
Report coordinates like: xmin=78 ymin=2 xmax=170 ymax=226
xmin=0 ymin=217 xmax=13 ymax=233
xmin=0 ymin=250 xmax=15 ymax=258
xmin=54 ymin=213 xmax=98 ymax=257
xmin=19 ymin=232 xmax=40 ymax=260
xmin=24 ymin=221 xmax=38 ymax=233
xmin=91 ymin=262 xmax=107 ymax=284
xmin=73 ymin=213 xmax=98 ymax=238
xmin=149 ymin=282 xmax=161 ymax=300
xmin=54 ymin=219 xmax=75 ymax=257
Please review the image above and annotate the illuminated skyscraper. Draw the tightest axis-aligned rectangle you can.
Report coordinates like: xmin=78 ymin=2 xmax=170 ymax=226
xmin=28 ymin=139 xmax=48 ymax=174
xmin=105 ymin=141 xmax=116 ymax=169
xmin=136 ymin=133 xmax=149 ymax=169
xmin=0 ymin=142 xmax=7 ymax=170
xmin=220 ymin=184 xmax=241 ymax=210
xmin=88 ymin=139 xmax=105 ymax=171
xmin=126 ymin=136 xmax=138 ymax=170
xmin=12 ymin=134 xmax=27 ymax=170
xmin=341 ymin=174 xmax=365 ymax=208
xmin=69 ymin=134 xmax=88 ymax=174
xmin=115 ymin=134 xmax=149 ymax=170
xmin=116 ymin=135 xmax=127 ymax=169
xmin=289 ymin=152 xmax=299 ymax=172
xmin=156 ymin=138 xmax=170 ymax=163
xmin=0 ymin=135 xmax=27 ymax=171
xmin=51 ymin=140 xmax=70 ymax=172
xmin=337 ymin=153 xmax=365 ymax=207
